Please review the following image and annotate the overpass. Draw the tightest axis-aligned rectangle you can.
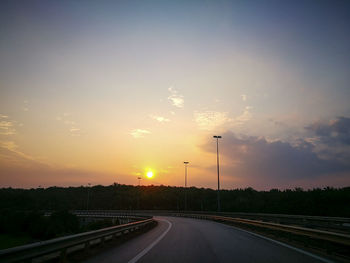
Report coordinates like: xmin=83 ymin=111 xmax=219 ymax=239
xmin=1 ymin=211 xmax=349 ymax=262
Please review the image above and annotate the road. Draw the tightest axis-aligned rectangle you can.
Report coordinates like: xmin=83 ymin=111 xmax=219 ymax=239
xmin=83 ymin=216 xmax=333 ymax=263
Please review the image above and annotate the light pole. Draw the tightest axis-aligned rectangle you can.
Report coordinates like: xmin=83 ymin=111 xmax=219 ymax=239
xmin=184 ymin=162 xmax=189 ymax=187
xmin=184 ymin=161 xmax=189 ymax=210
xmin=137 ymin=177 xmax=142 ymax=209
xmin=137 ymin=177 xmax=142 ymax=186
xmin=86 ymin=183 xmax=91 ymax=210
xmin=213 ymin=135 xmax=222 ymax=212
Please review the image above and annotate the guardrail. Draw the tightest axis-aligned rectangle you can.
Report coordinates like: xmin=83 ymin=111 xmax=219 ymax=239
xmin=171 ymin=213 xmax=350 ymax=260
xmin=72 ymin=210 xmax=350 ymax=259
xmin=72 ymin=210 xmax=350 ymax=234
xmin=12 ymin=210 xmax=347 ymax=262
xmin=204 ymin=212 xmax=350 ymax=234
xmin=70 ymin=210 xmax=350 ymax=245
xmin=67 ymin=211 xmax=350 ymax=247
xmin=0 ymin=216 xmax=154 ymax=263
xmin=180 ymin=214 xmax=350 ymax=245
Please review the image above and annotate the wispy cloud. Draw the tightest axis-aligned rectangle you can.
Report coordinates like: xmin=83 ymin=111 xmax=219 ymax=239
xmin=0 ymin=140 xmax=35 ymax=161
xmin=56 ymin=113 xmax=82 ymax=136
xmin=194 ymin=111 xmax=231 ymax=130
xmin=130 ymin=129 xmax=151 ymax=138
xmin=23 ymin=100 xmax=29 ymax=112
xmin=0 ymin=115 xmax=16 ymax=135
xmin=70 ymin=127 xmax=81 ymax=136
xmin=241 ymin=94 xmax=247 ymax=102
xmin=234 ymin=106 xmax=253 ymax=126
xmin=168 ymin=87 xmax=184 ymax=108
xmin=150 ymin=115 xmax=170 ymax=123
xmin=0 ymin=144 xmax=117 ymax=187
xmin=194 ymin=106 xmax=253 ymax=130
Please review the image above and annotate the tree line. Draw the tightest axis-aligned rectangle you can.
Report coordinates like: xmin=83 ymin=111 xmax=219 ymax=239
xmin=0 ymin=184 xmax=349 ymax=217
xmin=0 ymin=210 xmax=118 ymax=249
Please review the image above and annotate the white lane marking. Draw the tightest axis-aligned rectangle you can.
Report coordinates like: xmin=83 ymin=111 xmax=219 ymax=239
xmin=128 ymin=218 xmax=172 ymax=263
xmin=226 ymin=224 xmax=334 ymax=263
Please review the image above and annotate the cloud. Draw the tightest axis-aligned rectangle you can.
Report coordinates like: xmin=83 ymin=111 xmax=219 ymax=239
xmin=150 ymin=115 xmax=170 ymax=123
xmin=23 ymin=100 xmax=29 ymax=112
xmin=56 ymin=113 xmax=82 ymax=136
xmin=200 ymin=130 xmax=350 ymax=189
xmin=194 ymin=111 xmax=231 ymax=130
xmin=305 ymin=116 xmax=350 ymax=164
xmin=0 ymin=140 xmax=35 ymax=161
xmin=194 ymin=107 xmax=253 ymax=130
xmin=70 ymin=127 xmax=81 ymax=136
xmin=241 ymin=94 xmax=247 ymax=101
xmin=233 ymin=106 xmax=253 ymax=126
xmin=130 ymin=129 xmax=151 ymax=138
xmin=0 ymin=145 xmax=117 ymax=187
xmin=0 ymin=115 xmax=16 ymax=135
xmin=168 ymin=87 xmax=184 ymax=108
xmin=305 ymin=117 xmax=350 ymax=146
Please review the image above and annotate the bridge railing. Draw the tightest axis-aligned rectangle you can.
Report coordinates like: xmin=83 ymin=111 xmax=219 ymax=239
xmin=178 ymin=213 xmax=350 ymax=244
xmin=71 ymin=210 xmax=350 ymax=258
xmin=71 ymin=210 xmax=350 ymax=234
xmin=14 ymin=210 xmax=347 ymax=262
xmin=169 ymin=212 xmax=350 ymax=259
xmin=0 ymin=215 xmax=154 ymax=263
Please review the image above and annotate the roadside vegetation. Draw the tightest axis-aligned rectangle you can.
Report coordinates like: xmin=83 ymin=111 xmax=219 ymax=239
xmin=0 ymin=184 xmax=349 ymax=249
xmin=1 ymin=184 xmax=349 ymax=216
xmin=0 ymin=210 xmax=115 ymax=249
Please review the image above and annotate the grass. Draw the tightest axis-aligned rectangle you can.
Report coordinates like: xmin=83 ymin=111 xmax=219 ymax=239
xmin=0 ymin=234 xmax=33 ymax=250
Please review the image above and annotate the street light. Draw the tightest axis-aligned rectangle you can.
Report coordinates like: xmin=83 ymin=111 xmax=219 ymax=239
xmin=86 ymin=183 xmax=91 ymax=210
xmin=213 ymin=135 xmax=222 ymax=212
xmin=184 ymin=162 xmax=189 ymax=187
xmin=137 ymin=177 xmax=142 ymax=209
xmin=184 ymin=161 xmax=189 ymax=210
xmin=137 ymin=177 xmax=142 ymax=186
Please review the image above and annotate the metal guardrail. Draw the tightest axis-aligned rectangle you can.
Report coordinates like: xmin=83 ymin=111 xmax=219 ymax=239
xmin=72 ymin=210 xmax=350 ymax=234
xmin=209 ymin=212 xmax=350 ymax=234
xmin=0 ymin=216 xmax=154 ymax=263
xmin=71 ymin=210 xmax=350 ymax=247
xmin=73 ymin=211 xmax=148 ymax=221
xmin=177 ymin=214 xmax=350 ymax=247
xmin=67 ymin=211 xmax=350 ymax=247
xmin=3 ymin=210 xmax=348 ymax=262
xmin=74 ymin=211 xmax=350 ymax=256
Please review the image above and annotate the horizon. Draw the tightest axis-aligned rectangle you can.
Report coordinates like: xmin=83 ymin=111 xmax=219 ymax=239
xmin=1 ymin=1 xmax=350 ymax=190
xmin=1 ymin=182 xmax=348 ymax=192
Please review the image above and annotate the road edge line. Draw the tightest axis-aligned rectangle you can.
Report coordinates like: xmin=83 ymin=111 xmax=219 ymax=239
xmin=224 ymin=223 xmax=335 ymax=263
xmin=128 ymin=218 xmax=172 ymax=263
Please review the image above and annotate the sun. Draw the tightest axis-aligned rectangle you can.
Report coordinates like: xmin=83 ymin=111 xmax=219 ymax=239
xmin=146 ymin=171 xmax=154 ymax=178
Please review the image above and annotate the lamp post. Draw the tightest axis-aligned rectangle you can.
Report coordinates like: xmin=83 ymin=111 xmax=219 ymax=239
xmin=137 ymin=177 xmax=142 ymax=186
xmin=86 ymin=183 xmax=91 ymax=210
xmin=213 ymin=135 xmax=222 ymax=212
xmin=184 ymin=161 xmax=189 ymax=210
xmin=137 ymin=177 xmax=142 ymax=209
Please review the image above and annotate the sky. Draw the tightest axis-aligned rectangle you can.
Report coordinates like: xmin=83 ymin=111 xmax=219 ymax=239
xmin=1 ymin=0 xmax=350 ymax=190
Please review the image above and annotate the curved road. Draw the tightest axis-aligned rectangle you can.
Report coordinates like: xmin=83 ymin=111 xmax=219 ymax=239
xmin=84 ymin=216 xmax=333 ymax=263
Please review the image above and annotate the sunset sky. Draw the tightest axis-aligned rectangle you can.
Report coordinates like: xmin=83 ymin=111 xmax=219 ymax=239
xmin=1 ymin=1 xmax=350 ymax=190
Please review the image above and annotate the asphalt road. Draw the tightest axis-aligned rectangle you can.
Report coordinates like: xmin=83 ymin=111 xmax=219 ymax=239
xmin=83 ymin=216 xmax=333 ymax=263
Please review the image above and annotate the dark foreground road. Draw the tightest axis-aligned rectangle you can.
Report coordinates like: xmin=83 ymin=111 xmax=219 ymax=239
xmin=84 ymin=216 xmax=334 ymax=263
